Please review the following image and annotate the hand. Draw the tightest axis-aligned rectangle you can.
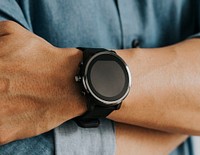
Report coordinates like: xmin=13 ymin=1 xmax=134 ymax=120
xmin=0 ymin=21 xmax=86 ymax=145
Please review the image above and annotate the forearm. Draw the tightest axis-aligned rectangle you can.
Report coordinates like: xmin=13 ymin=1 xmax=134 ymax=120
xmin=45 ymin=49 xmax=187 ymax=155
xmin=62 ymin=39 xmax=200 ymax=135
xmin=108 ymin=39 xmax=200 ymax=135
xmin=116 ymin=123 xmax=187 ymax=155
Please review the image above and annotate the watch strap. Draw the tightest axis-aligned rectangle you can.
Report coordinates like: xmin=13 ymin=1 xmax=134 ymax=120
xmin=77 ymin=47 xmax=115 ymax=62
xmin=74 ymin=104 xmax=120 ymax=128
xmin=75 ymin=47 xmax=119 ymax=128
xmin=80 ymin=104 xmax=119 ymax=119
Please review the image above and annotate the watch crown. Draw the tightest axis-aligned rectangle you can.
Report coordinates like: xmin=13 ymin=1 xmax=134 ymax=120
xmin=75 ymin=75 xmax=82 ymax=82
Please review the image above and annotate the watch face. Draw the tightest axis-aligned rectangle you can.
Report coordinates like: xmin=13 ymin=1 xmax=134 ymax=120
xmin=85 ymin=51 xmax=131 ymax=105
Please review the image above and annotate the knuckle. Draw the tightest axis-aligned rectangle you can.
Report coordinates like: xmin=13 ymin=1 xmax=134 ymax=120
xmin=3 ymin=20 xmax=18 ymax=27
xmin=28 ymin=36 xmax=44 ymax=48
xmin=1 ymin=20 xmax=20 ymax=34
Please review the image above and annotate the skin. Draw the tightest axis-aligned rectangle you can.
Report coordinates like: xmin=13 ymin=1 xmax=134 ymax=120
xmin=116 ymin=123 xmax=187 ymax=155
xmin=110 ymin=39 xmax=200 ymax=135
xmin=0 ymin=21 xmax=196 ymax=153
xmin=0 ymin=21 xmax=86 ymax=144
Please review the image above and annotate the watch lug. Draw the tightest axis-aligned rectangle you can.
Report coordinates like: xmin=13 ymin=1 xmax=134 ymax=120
xmin=115 ymin=103 xmax=122 ymax=110
xmin=75 ymin=119 xmax=100 ymax=128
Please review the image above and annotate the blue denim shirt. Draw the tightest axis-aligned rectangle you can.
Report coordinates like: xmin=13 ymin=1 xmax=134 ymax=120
xmin=0 ymin=0 xmax=199 ymax=155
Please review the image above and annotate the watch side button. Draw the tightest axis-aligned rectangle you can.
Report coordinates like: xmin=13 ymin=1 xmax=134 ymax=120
xmin=75 ymin=75 xmax=82 ymax=82
xmin=79 ymin=62 xmax=83 ymax=67
xmin=81 ymin=90 xmax=86 ymax=96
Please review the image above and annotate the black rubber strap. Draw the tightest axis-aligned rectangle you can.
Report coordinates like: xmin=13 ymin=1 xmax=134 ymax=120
xmin=74 ymin=105 xmax=117 ymax=128
xmin=77 ymin=47 xmax=115 ymax=62
xmin=75 ymin=47 xmax=118 ymax=128
xmin=77 ymin=47 xmax=107 ymax=52
xmin=81 ymin=105 xmax=117 ymax=119
xmin=77 ymin=47 xmax=107 ymax=53
xmin=75 ymin=104 xmax=119 ymax=128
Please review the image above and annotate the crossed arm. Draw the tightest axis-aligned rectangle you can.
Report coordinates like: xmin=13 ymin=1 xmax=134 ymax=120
xmin=0 ymin=21 xmax=199 ymax=154
xmin=110 ymin=38 xmax=200 ymax=135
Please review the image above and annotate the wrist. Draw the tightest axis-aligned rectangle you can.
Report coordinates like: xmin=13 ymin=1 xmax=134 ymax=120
xmin=72 ymin=48 xmax=132 ymax=127
xmin=53 ymin=47 xmax=87 ymax=121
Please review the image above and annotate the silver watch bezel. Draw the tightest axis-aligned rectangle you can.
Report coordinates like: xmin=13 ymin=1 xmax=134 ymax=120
xmin=82 ymin=51 xmax=132 ymax=106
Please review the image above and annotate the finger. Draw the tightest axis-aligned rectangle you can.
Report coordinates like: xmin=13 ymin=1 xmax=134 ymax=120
xmin=0 ymin=20 xmax=25 ymax=37
xmin=0 ymin=21 xmax=14 ymax=36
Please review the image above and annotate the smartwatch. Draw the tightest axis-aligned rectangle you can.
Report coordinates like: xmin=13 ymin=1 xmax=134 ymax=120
xmin=74 ymin=47 xmax=131 ymax=128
